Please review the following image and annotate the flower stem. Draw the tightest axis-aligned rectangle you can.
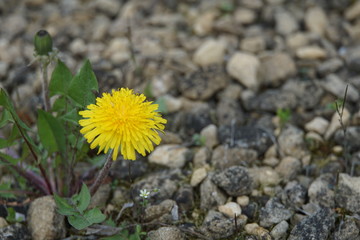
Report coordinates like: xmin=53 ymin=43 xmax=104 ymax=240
xmin=90 ymin=151 xmax=113 ymax=196
xmin=41 ymin=61 xmax=51 ymax=112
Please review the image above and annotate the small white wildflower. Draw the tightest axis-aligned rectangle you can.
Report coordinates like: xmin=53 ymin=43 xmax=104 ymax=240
xmin=139 ymin=189 xmax=150 ymax=199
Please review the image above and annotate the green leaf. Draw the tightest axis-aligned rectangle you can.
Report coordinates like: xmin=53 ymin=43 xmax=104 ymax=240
xmin=153 ymin=97 xmax=167 ymax=114
xmin=0 ymin=183 xmax=16 ymax=199
xmin=59 ymin=108 xmax=81 ymax=125
xmin=84 ymin=208 xmax=106 ymax=224
xmin=0 ymin=124 xmax=20 ymax=149
xmin=49 ymin=60 xmax=73 ymax=96
xmin=37 ymin=109 xmax=66 ymax=154
xmin=74 ymin=183 xmax=90 ymax=212
xmin=54 ymin=194 xmax=77 ymax=216
xmin=0 ymin=152 xmax=20 ymax=165
xmin=0 ymin=109 xmax=13 ymax=128
xmin=68 ymin=208 xmax=106 ymax=230
xmin=68 ymin=60 xmax=98 ymax=107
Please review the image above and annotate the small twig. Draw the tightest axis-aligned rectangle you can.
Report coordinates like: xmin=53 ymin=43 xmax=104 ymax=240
xmin=90 ymin=151 xmax=113 ymax=196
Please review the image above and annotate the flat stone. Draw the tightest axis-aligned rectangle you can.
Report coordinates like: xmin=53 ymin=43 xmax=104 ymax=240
xmin=322 ymin=74 xmax=359 ymax=102
xmin=200 ymin=124 xmax=218 ymax=149
xmin=245 ymin=223 xmax=272 ymax=240
xmin=234 ymin=8 xmax=256 ymax=24
xmin=345 ymin=1 xmax=360 ymax=20
xmin=174 ymin=185 xmax=194 ymax=211
xmin=190 ymin=167 xmax=207 ymax=187
xmin=304 ymin=6 xmax=328 ymax=36
xmin=240 ymin=36 xmax=266 ymax=53
xmin=249 ymin=167 xmax=281 ymax=187
xmin=271 ymin=220 xmax=289 ymax=240
xmin=278 ymin=125 xmax=308 ymax=159
xmin=334 ymin=217 xmax=360 ymax=240
xmin=144 ymin=199 xmax=178 ymax=223
xmin=296 ymin=46 xmax=327 ymax=60
xmin=275 ymin=8 xmax=298 ymax=35
xmin=281 ymin=181 xmax=307 ymax=207
xmin=148 ymin=226 xmax=186 ymax=240
xmin=334 ymin=126 xmax=360 ymax=153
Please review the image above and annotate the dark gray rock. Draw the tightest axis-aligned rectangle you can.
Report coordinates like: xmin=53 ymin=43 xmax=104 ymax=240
xmin=179 ymin=66 xmax=228 ymax=100
xmin=282 ymin=80 xmax=324 ymax=110
xmin=317 ymin=58 xmax=344 ymax=76
xmin=308 ymin=174 xmax=336 ymax=208
xmin=200 ymin=173 xmax=227 ymax=210
xmin=200 ymin=210 xmax=246 ymax=240
xmin=216 ymin=97 xmax=245 ymax=126
xmin=110 ymin=157 xmax=148 ymax=180
xmin=335 ymin=173 xmax=360 ymax=213
xmin=212 ymin=166 xmax=253 ymax=196
xmin=0 ymin=223 xmax=31 ymax=240
xmin=334 ymin=127 xmax=360 ymax=153
xmin=174 ymin=184 xmax=194 ymax=212
xmin=288 ymin=208 xmax=335 ymax=240
xmin=244 ymin=89 xmax=297 ymax=112
xmin=259 ymin=198 xmax=293 ymax=227
xmin=148 ymin=226 xmax=186 ymax=240
xmin=281 ymin=181 xmax=307 ymax=207
xmin=218 ymin=125 xmax=273 ymax=155
xmin=211 ymin=145 xmax=258 ymax=169
xmin=131 ymin=169 xmax=182 ymax=204
xmin=184 ymin=105 xmax=213 ymax=135
xmin=334 ymin=217 xmax=360 ymax=240
xmin=144 ymin=199 xmax=178 ymax=223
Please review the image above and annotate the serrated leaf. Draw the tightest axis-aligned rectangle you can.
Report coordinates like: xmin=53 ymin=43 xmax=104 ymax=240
xmin=68 ymin=214 xmax=92 ymax=230
xmin=74 ymin=183 xmax=90 ymax=212
xmin=68 ymin=60 xmax=98 ymax=107
xmin=84 ymin=208 xmax=106 ymax=224
xmin=54 ymin=194 xmax=77 ymax=216
xmin=37 ymin=109 xmax=66 ymax=154
xmin=49 ymin=60 xmax=73 ymax=97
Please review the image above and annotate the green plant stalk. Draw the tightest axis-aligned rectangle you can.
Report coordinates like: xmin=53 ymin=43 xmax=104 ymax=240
xmin=41 ymin=61 xmax=51 ymax=112
xmin=90 ymin=151 xmax=113 ymax=196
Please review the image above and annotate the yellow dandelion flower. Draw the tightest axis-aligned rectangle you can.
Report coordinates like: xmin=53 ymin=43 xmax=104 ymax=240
xmin=79 ymin=88 xmax=167 ymax=160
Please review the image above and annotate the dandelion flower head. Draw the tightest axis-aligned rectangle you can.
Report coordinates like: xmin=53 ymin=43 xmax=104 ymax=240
xmin=79 ymin=88 xmax=167 ymax=160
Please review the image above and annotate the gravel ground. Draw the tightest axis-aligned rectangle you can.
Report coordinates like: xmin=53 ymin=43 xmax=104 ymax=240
xmin=1 ymin=0 xmax=360 ymax=239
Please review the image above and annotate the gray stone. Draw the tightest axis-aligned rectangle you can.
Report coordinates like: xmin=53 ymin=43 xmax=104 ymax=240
xmin=27 ymin=196 xmax=66 ymax=240
xmin=308 ymin=174 xmax=336 ymax=208
xmin=110 ymin=157 xmax=148 ymax=180
xmin=278 ymin=125 xmax=308 ymax=159
xmin=201 ymin=210 xmax=246 ymax=240
xmin=345 ymin=1 xmax=360 ymax=20
xmin=275 ymin=156 xmax=301 ymax=182
xmin=281 ymin=181 xmax=307 ymax=207
xmin=296 ymin=46 xmax=327 ymax=60
xmin=334 ymin=217 xmax=360 ymax=240
xmin=317 ymin=58 xmax=344 ymax=76
xmin=193 ymin=39 xmax=226 ymax=67
xmin=148 ymin=226 xmax=186 ymax=240
xmin=144 ymin=199 xmax=178 ymax=223
xmin=148 ymin=144 xmax=189 ymax=168
xmin=259 ymin=198 xmax=293 ymax=227
xmin=304 ymin=6 xmax=328 ymax=36
xmin=89 ymin=183 xmax=111 ymax=208
xmin=259 ymin=52 xmax=296 ymax=87
xmin=218 ymin=125 xmax=273 ymax=155
xmin=249 ymin=167 xmax=281 ymax=187
xmin=200 ymin=173 xmax=227 ymax=210
xmin=271 ymin=220 xmax=289 ymax=240
xmin=200 ymin=124 xmax=219 ymax=150
xmin=288 ymin=208 xmax=335 ymax=240
xmin=174 ymin=185 xmax=194 ymax=212
xmin=245 ymin=223 xmax=272 ymax=240
xmin=282 ymin=80 xmax=324 ymax=110
xmin=132 ymin=169 xmax=181 ymax=204
xmin=275 ymin=8 xmax=298 ymax=35
xmin=244 ymin=89 xmax=297 ymax=112
xmin=334 ymin=126 xmax=360 ymax=153
xmin=335 ymin=173 xmax=360 ymax=213
xmin=212 ymin=166 xmax=253 ymax=196
xmin=226 ymin=52 xmax=260 ymax=90
xmin=216 ymin=97 xmax=245 ymax=126
xmin=240 ymin=36 xmax=266 ymax=53
xmin=179 ymin=66 xmax=228 ymax=100
xmin=211 ymin=145 xmax=257 ymax=169
xmin=0 ymin=223 xmax=31 ymax=240
xmin=322 ymin=74 xmax=359 ymax=102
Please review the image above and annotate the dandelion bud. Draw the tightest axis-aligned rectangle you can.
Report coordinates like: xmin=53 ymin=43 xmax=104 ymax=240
xmin=34 ymin=30 xmax=53 ymax=56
